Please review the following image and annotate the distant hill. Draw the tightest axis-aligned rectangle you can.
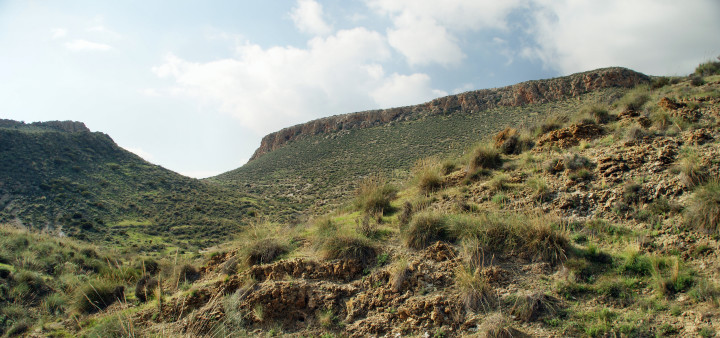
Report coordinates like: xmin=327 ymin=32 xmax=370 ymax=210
xmin=214 ymin=67 xmax=650 ymax=211
xmin=0 ymin=120 xmax=264 ymax=250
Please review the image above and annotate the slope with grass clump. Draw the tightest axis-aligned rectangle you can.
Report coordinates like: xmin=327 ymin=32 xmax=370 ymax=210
xmin=7 ymin=65 xmax=720 ymax=337
xmin=0 ymin=120 xmax=270 ymax=250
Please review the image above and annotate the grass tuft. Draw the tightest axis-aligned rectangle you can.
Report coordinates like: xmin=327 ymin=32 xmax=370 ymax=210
xmin=322 ymin=236 xmax=376 ymax=266
xmin=684 ymin=180 xmax=720 ymax=234
xmin=468 ymin=143 xmax=502 ymax=172
xmin=404 ymin=212 xmax=451 ymax=249
xmin=354 ymin=175 xmax=397 ymax=215
xmin=74 ymin=280 xmax=124 ymax=314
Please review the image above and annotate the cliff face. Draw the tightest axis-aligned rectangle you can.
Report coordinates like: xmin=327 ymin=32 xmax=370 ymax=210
xmin=250 ymin=67 xmax=650 ymax=161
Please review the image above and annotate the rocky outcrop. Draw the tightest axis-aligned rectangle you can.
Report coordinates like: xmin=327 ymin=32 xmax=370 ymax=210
xmin=0 ymin=119 xmax=90 ymax=133
xmin=250 ymin=67 xmax=650 ymax=161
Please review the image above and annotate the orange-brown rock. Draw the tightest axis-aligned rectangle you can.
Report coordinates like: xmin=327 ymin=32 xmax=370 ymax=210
xmin=536 ymin=122 xmax=604 ymax=148
xmin=658 ymin=97 xmax=685 ymax=110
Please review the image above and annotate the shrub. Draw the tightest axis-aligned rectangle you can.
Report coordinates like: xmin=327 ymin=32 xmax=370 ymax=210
xmin=398 ymin=201 xmax=413 ymax=226
xmin=468 ymin=144 xmax=502 ymax=172
xmin=526 ymin=176 xmax=550 ymax=201
xmin=535 ymin=114 xmax=569 ymax=136
xmin=322 ymin=236 xmax=376 ymax=266
xmin=694 ymin=59 xmax=720 ymax=77
xmin=493 ymin=127 xmax=519 ymax=155
xmin=652 ymin=257 xmax=694 ymax=297
xmin=576 ymin=105 xmax=611 ymax=124
xmin=621 ymin=182 xmax=643 ymax=205
xmin=354 ymin=175 xmax=397 ymax=215
xmin=135 ymin=275 xmax=159 ymax=302
xmin=405 ymin=212 xmax=450 ymax=249
xmin=413 ymin=159 xmax=443 ymax=195
xmin=488 ymin=173 xmax=510 ymax=192
xmin=563 ymin=153 xmax=593 ymax=171
xmin=616 ymin=249 xmax=653 ymax=276
xmin=177 ymin=264 xmax=200 ymax=283
xmin=510 ymin=292 xmax=560 ymax=322
xmin=521 ymin=218 xmax=569 ymax=264
xmin=676 ymin=150 xmax=707 ymax=189
xmin=651 ymin=76 xmax=670 ymax=89
xmin=136 ymin=258 xmax=160 ymax=276
xmin=684 ymin=181 xmax=720 ymax=234
xmin=690 ymin=76 xmax=705 ymax=86
xmin=478 ymin=313 xmax=525 ymax=338
xmin=246 ymin=239 xmax=289 ymax=266
xmin=620 ymin=87 xmax=650 ymax=112
xmin=456 ymin=266 xmax=496 ymax=312
xmin=74 ymin=280 xmax=124 ymax=314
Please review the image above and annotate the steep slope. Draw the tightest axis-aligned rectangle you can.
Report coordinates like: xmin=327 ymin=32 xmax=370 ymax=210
xmin=215 ymin=67 xmax=650 ymax=212
xmin=0 ymin=120 xmax=263 ymax=249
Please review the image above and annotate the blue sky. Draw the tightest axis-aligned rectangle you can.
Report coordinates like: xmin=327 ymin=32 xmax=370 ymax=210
xmin=1 ymin=0 xmax=719 ymax=178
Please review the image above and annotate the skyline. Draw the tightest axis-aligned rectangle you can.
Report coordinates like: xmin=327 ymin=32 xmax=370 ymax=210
xmin=1 ymin=0 xmax=719 ymax=178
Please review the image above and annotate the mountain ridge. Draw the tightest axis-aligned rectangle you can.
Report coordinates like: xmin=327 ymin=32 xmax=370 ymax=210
xmin=250 ymin=67 xmax=650 ymax=161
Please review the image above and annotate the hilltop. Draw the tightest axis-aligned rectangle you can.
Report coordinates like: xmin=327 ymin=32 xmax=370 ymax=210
xmin=0 ymin=120 xmax=266 ymax=251
xmin=215 ymin=67 xmax=649 ymax=212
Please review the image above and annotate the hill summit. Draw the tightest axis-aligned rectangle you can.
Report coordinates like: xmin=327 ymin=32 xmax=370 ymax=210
xmin=250 ymin=67 xmax=649 ymax=161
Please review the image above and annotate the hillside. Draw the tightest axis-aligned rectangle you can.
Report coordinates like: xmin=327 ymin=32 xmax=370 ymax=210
xmin=0 ymin=120 xmax=265 ymax=250
xmin=215 ymin=67 xmax=649 ymax=212
xmin=2 ymin=63 xmax=720 ymax=337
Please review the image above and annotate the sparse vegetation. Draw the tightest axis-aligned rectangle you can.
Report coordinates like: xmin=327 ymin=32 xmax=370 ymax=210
xmin=684 ymin=180 xmax=720 ymax=234
xmin=3 ymin=62 xmax=720 ymax=336
xmin=405 ymin=212 xmax=450 ymax=249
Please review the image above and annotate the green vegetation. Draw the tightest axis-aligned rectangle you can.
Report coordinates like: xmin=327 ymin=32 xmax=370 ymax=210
xmin=684 ymin=180 xmax=720 ymax=234
xmin=0 ymin=124 xmax=268 ymax=250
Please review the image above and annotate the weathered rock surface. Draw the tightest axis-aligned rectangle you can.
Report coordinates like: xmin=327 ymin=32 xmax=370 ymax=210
xmin=250 ymin=67 xmax=650 ymax=161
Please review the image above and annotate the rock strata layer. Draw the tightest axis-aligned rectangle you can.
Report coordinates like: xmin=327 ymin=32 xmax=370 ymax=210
xmin=250 ymin=67 xmax=650 ymax=161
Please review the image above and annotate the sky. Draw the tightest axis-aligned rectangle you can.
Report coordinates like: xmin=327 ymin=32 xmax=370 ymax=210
xmin=1 ymin=1 xmax=719 ymax=178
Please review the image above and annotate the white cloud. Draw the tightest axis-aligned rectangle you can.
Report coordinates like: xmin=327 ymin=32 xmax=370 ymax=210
xmin=153 ymin=27 xmax=444 ymax=135
xmin=525 ymin=0 xmax=720 ymax=75
xmin=371 ymin=73 xmax=447 ymax=107
xmin=51 ymin=28 xmax=67 ymax=39
xmin=386 ymin=13 xmax=465 ymax=66
xmin=290 ymin=0 xmax=333 ymax=35
xmin=65 ymin=39 xmax=112 ymax=51
xmin=368 ymin=0 xmax=525 ymax=31
xmin=367 ymin=0 xmax=525 ymax=66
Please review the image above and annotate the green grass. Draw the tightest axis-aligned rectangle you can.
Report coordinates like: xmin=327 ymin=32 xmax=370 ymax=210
xmin=215 ymin=88 xmax=628 ymax=211
xmin=0 ymin=125 xmax=269 ymax=248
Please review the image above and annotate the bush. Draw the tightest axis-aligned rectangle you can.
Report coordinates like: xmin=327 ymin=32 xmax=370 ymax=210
xmin=510 ymin=292 xmax=560 ymax=322
xmin=620 ymin=87 xmax=650 ymax=112
xmin=135 ymin=275 xmax=159 ymax=302
xmin=468 ymin=144 xmax=502 ymax=172
xmin=493 ymin=127 xmax=519 ymax=155
xmin=577 ymin=105 xmax=611 ymax=124
xmin=413 ymin=159 xmax=443 ymax=195
xmin=405 ymin=212 xmax=450 ymax=249
xmin=526 ymin=176 xmax=549 ymax=201
xmin=676 ymin=150 xmax=707 ymax=189
xmin=177 ymin=264 xmax=200 ymax=283
xmin=74 ymin=280 xmax=125 ymax=314
xmin=322 ymin=236 xmax=376 ymax=266
xmin=691 ymin=75 xmax=706 ymax=86
xmin=246 ymin=238 xmax=289 ymax=266
xmin=456 ymin=266 xmax=496 ymax=312
xmin=135 ymin=258 xmax=160 ymax=276
xmin=652 ymin=257 xmax=694 ymax=297
xmin=535 ymin=114 xmax=569 ymax=136
xmin=695 ymin=59 xmax=720 ymax=77
xmin=354 ymin=175 xmax=397 ymax=215
xmin=684 ymin=181 xmax=720 ymax=234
